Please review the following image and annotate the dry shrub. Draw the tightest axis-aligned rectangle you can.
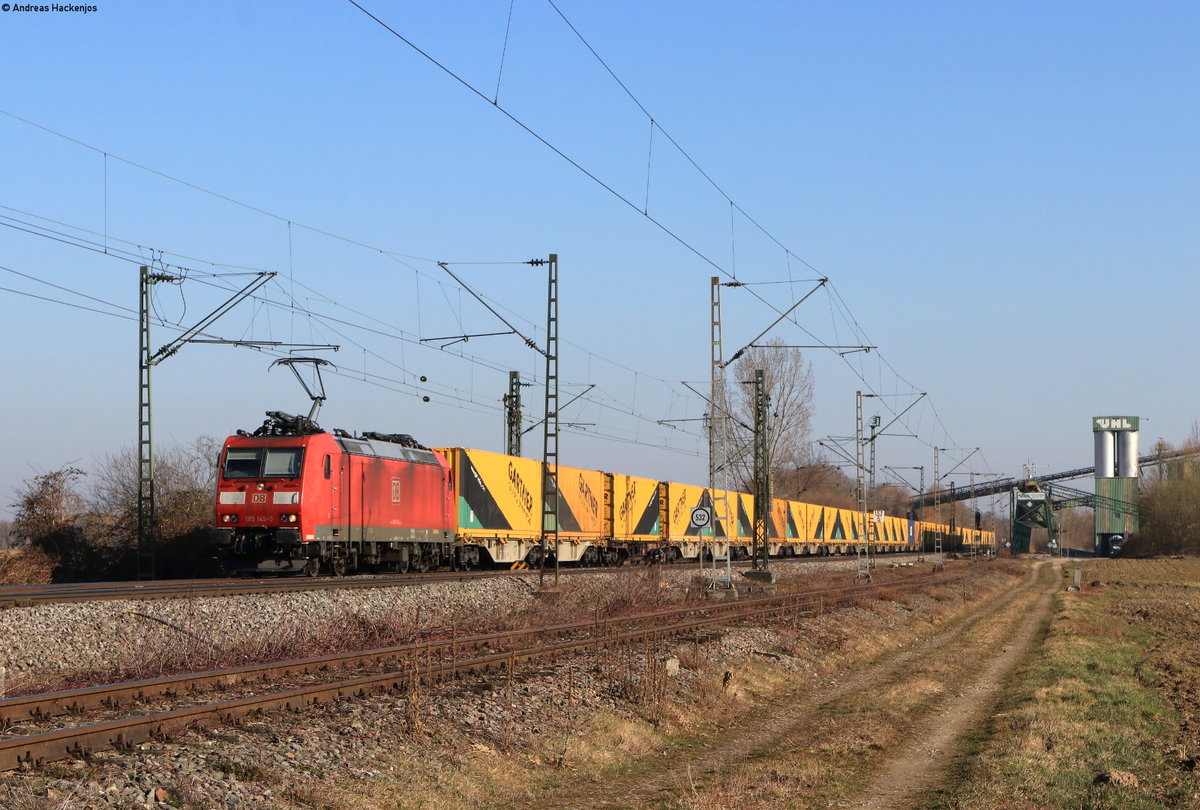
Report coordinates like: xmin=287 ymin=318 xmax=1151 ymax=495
xmin=505 ymin=568 xmax=683 ymax=633
xmin=677 ymin=641 xmax=708 ymax=671
xmin=164 ymin=772 xmax=224 ymax=810
xmin=0 ymin=782 xmax=88 ymax=810
xmin=926 ymin=585 xmax=952 ymax=602
xmin=842 ymin=592 xmax=873 ymax=610
xmin=0 ymin=546 xmax=55 ymax=585
xmin=614 ymin=646 xmax=668 ymax=718
xmin=403 ymin=662 xmax=427 ymax=735
xmin=873 ymin=586 xmax=903 ymax=603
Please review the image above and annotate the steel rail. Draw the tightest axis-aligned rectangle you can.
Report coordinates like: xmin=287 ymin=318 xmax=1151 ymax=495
xmin=0 ymin=563 xmax=989 ymax=770
xmin=1 ymin=569 xmax=945 ymax=723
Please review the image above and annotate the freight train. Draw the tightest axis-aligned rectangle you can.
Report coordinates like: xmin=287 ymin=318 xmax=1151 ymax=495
xmin=211 ymin=411 xmax=994 ymax=575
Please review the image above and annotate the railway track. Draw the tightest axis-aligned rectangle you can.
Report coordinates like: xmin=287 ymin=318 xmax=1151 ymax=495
xmin=0 ymin=552 xmax=940 ymax=609
xmin=0 ymin=561 xmax=990 ymax=771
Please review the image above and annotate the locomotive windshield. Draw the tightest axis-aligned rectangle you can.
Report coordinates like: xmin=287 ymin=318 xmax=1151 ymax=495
xmin=223 ymin=447 xmax=304 ymax=479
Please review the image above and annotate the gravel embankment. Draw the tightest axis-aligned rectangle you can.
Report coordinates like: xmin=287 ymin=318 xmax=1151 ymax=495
xmin=0 ymin=559 xmax=868 ymax=683
xmin=1 ymin=576 xmax=534 ymax=682
xmin=0 ymin=556 xmax=899 ymax=809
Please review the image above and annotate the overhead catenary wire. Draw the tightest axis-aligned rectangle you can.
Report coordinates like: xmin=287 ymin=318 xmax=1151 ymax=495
xmin=1 ymin=188 xmax=981 ymax=481
xmin=1 ymin=6 xmax=997 ymax=482
xmin=2 ymin=104 xmax=945 ymax=468
xmin=2 ymin=199 xmax=702 ymax=426
xmin=0 ymin=109 xmax=439 ymax=267
xmin=0 ymin=221 xmax=707 ymax=452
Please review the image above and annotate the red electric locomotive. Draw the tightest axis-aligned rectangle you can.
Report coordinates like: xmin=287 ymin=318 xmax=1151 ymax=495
xmin=211 ymin=412 xmax=454 ymax=575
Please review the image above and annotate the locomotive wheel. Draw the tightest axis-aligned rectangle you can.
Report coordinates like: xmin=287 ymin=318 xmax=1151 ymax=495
xmin=303 ymin=558 xmax=322 ymax=577
xmin=330 ymin=557 xmax=347 ymax=577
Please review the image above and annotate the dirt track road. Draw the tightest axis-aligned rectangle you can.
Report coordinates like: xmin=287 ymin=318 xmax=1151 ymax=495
xmin=546 ymin=560 xmax=1060 ymax=809
xmin=857 ymin=560 xmax=1060 ymax=808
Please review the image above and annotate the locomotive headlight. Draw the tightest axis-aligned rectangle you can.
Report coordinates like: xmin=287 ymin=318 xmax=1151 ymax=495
xmin=280 ymin=513 xmax=299 ymax=523
xmin=222 ymin=514 xmax=238 ymax=524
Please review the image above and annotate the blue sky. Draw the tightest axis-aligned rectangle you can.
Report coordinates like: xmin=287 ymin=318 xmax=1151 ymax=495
xmin=1 ymin=1 xmax=1196 ymax=519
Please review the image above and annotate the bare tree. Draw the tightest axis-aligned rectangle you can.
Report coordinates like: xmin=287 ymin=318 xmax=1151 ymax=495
xmin=728 ymin=338 xmax=815 ymax=494
xmin=11 ymin=467 xmax=86 ymax=548
xmin=1054 ymin=507 xmax=1094 ymax=554
xmin=10 ymin=466 xmax=94 ymax=580
xmin=6 ymin=437 xmax=222 ymax=581
xmin=777 ymin=461 xmax=857 ymax=508
xmin=869 ymin=484 xmax=912 ymax=519
xmin=89 ymin=436 xmax=220 ymax=544
xmin=1135 ymin=431 xmax=1200 ymax=556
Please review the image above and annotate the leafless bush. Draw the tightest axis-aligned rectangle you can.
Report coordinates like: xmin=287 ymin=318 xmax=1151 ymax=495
xmin=89 ymin=437 xmax=219 ymax=545
xmin=873 ymin=586 xmax=903 ymax=603
xmin=676 ymin=641 xmax=708 ymax=671
xmin=0 ymin=546 xmax=55 ymax=584
xmin=8 ymin=466 xmax=101 ymax=581
xmin=7 ymin=438 xmax=221 ymax=581
xmin=926 ymin=585 xmax=951 ymax=602
xmin=613 ymin=645 xmax=669 ymax=723
xmin=403 ymin=661 xmax=427 ymax=735
xmin=89 ymin=437 xmax=221 ymax=578
xmin=0 ymin=783 xmax=84 ymax=810
xmin=10 ymin=467 xmax=86 ymax=544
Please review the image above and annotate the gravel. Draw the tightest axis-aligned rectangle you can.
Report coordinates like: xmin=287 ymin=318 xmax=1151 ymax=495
xmin=0 ymin=556 xmax=896 ymax=809
xmin=0 ymin=559 xmax=869 ymax=683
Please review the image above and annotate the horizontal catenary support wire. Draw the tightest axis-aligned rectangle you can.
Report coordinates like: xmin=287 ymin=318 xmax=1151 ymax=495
xmin=2 ymin=101 xmax=946 ymax=463
xmin=1 ymin=202 xmax=703 ymax=427
xmin=372 ymin=0 xmax=950 ymax=455
xmin=1 ymin=63 xmax=991 ymax=478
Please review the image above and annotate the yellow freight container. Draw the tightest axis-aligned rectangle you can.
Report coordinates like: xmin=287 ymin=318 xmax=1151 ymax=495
xmin=549 ymin=464 xmax=607 ymax=541
xmin=730 ymin=491 xmax=754 ymax=542
xmin=434 ymin=447 xmax=542 ymax=541
xmin=789 ymin=501 xmax=819 ymax=541
xmin=662 ymin=481 xmax=713 ymax=540
xmin=770 ymin=498 xmax=791 ymax=542
xmin=609 ymin=473 xmax=661 ymax=542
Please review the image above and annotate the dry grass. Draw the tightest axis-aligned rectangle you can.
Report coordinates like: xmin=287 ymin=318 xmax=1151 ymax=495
xmin=0 ymin=784 xmax=86 ymax=810
xmin=924 ymin=562 xmax=1200 ymax=809
xmin=0 ymin=547 xmax=54 ymax=585
xmin=12 ymin=568 xmax=679 ymax=697
xmin=925 ymin=584 xmax=952 ymax=601
xmin=0 ymin=562 xmax=1027 ymax=810
xmin=675 ymin=568 xmax=1053 ymax=809
xmin=487 ymin=562 xmax=1031 ymax=810
xmin=1081 ymin=557 xmax=1200 ymax=588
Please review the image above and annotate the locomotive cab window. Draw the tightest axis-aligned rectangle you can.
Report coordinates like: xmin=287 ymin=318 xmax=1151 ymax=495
xmin=323 ymin=454 xmax=331 ymax=479
xmin=263 ymin=448 xmax=303 ymax=477
xmin=223 ymin=448 xmax=261 ymax=479
xmin=223 ymin=447 xmax=304 ymax=479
